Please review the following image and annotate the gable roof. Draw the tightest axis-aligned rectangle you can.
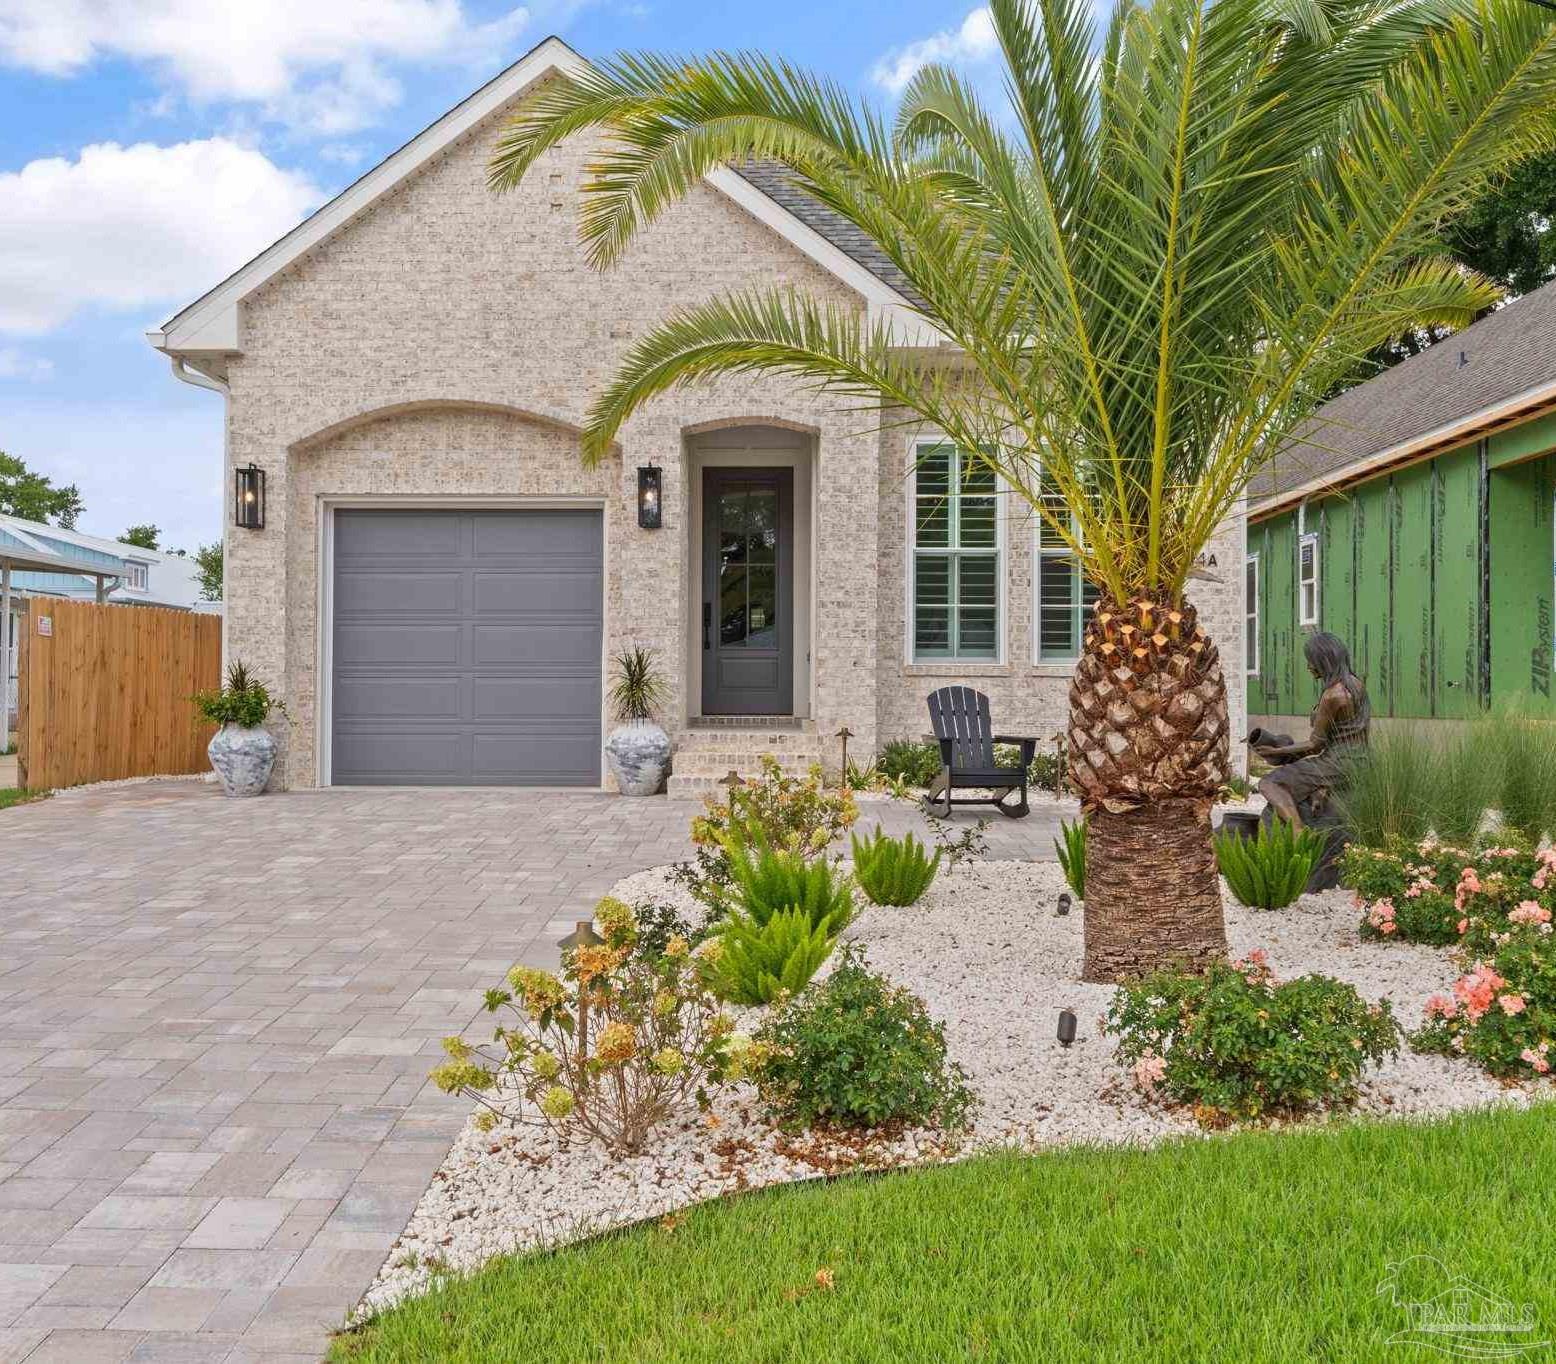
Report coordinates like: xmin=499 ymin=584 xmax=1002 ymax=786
xmin=1251 ymin=275 xmax=1556 ymax=513
xmin=147 ymin=37 xmax=921 ymax=360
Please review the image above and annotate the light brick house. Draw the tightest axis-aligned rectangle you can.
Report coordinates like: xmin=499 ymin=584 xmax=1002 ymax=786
xmin=149 ymin=37 xmax=1247 ymax=793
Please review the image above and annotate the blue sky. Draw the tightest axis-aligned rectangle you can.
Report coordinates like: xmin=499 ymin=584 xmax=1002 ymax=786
xmin=0 ymin=2 xmax=1000 ymax=553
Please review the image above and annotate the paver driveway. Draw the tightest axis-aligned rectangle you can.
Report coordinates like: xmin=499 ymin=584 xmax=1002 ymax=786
xmin=0 ymin=781 xmax=1064 ymax=1362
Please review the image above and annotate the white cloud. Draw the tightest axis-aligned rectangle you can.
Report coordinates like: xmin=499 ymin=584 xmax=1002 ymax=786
xmin=0 ymin=1 xmax=534 ymax=135
xmin=0 ymin=139 xmax=322 ymax=334
xmin=0 ymin=348 xmax=53 ymax=381
xmin=871 ymin=7 xmax=999 ymax=94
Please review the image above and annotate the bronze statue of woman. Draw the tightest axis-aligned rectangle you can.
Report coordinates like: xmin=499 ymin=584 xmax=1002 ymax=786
xmin=1254 ymin=632 xmax=1371 ymax=830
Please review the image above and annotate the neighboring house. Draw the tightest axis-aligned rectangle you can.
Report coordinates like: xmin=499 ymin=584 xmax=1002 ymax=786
xmin=149 ymin=36 xmax=1245 ymax=793
xmin=0 ymin=514 xmax=209 ymax=611
xmin=1247 ymin=275 xmax=1556 ymax=735
xmin=0 ymin=514 xmax=214 ymax=731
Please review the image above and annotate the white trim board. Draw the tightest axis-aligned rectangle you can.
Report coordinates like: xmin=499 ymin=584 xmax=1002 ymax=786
xmin=148 ymin=37 xmax=923 ymax=358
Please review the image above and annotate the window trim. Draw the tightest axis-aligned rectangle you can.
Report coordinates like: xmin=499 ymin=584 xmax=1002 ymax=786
xmin=1297 ymin=531 xmax=1320 ymax=626
xmin=1030 ymin=472 xmax=1095 ymax=666
xmin=903 ymin=435 xmax=1006 ymax=665
xmin=1245 ymin=552 xmax=1261 ymax=676
xmin=123 ymin=560 xmax=150 ymax=594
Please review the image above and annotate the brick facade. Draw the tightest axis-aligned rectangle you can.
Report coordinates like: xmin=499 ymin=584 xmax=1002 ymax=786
xmin=212 ymin=82 xmax=1246 ymax=789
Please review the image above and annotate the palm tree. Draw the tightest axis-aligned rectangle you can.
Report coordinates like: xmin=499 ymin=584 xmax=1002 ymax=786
xmin=490 ymin=0 xmax=1556 ymax=980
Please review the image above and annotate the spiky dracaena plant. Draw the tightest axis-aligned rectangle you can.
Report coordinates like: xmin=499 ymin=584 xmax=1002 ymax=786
xmin=489 ymin=0 xmax=1556 ymax=980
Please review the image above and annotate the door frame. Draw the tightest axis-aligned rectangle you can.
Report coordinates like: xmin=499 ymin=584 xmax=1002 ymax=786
xmin=315 ymin=494 xmax=609 ymax=789
xmin=701 ymin=467 xmax=795 ymax=716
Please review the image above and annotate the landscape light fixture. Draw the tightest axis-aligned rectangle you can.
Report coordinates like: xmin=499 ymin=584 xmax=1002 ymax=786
xmin=1057 ymin=892 xmax=1072 ymax=916
xmin=637 ymin=464 xmax=663 ymax=529
xmin=1057 ymin=1009 xmax=1078 ymax=1047
xmin=234 ymin=464 xmax=266 ymax=530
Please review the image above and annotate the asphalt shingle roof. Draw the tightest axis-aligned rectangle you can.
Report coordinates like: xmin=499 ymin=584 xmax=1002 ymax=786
xmin=1251 ymin=275 xmax=1556 ymax=505
xmin=732 ymin=161 xmax=922 ymax=305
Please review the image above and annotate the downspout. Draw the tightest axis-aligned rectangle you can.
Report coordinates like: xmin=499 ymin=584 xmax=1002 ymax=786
xmin=166 ymin=356 xmax=231 ymax=665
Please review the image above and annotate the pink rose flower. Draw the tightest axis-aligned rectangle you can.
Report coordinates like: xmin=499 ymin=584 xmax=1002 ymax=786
xmin=1499 ymin=994 xmax=1528 ymax=1016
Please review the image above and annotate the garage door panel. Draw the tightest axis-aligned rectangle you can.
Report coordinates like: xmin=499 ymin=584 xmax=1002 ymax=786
xmin=331 ymin=508 xmax=603 ymax=786
xmin=335 ymin=570 xmax=463 ymax=614
xmin=334 ymin=624 xmax=464 ymax=667
xmin=335 ymin=677 xmax=463 ymax=720
xmin=474 ymin=570 xmax=601 ymax=614
xmin=473 ymin=676 xmax=599 ymax=720
xmin=474 ymin=623 xmax=599 ymax=667
xmin=474 ymin=511 xmax=604 ymax=557
xmin=337 ymin=511 xmax=465 ymax=557
xmin=333 ymin=731 xmax=469 ymax=780
xmin=473 ymin=732 xmax=600 ymax=783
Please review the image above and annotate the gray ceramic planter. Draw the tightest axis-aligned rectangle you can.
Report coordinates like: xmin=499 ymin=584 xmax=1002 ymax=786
xmin=604 ymin=720 xmax=671 ymax=796
xmin=208 ymin=723 xmax=278 ymax=798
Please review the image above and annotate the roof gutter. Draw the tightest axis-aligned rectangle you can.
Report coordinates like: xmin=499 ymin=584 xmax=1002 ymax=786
xmin=1250 ymin=372 xmax=1556 ymax=520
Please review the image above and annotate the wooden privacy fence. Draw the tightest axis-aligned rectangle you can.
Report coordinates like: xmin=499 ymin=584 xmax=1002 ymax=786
xmin=17 ymin=598 xmax=222 ymax=790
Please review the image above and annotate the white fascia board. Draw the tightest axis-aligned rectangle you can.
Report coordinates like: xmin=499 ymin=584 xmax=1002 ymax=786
xmin=1250 ymin=372 xmax=1556 ymax=518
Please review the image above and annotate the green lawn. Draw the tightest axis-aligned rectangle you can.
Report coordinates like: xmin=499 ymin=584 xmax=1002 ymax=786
xmin=334 ymin=1104 xmax=1555 ymax=1363
xmin=0 ymin=787 xmax=46 ymax=810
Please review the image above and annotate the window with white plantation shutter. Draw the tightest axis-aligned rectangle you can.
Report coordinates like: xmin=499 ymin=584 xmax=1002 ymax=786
xmin=1034 ymin=467 xmax=1098 ymax=662
xmin=1246 ymin=554 xmax=1260 ymax=675
xmin=912 ymin=443 xmax=1000 ymax=660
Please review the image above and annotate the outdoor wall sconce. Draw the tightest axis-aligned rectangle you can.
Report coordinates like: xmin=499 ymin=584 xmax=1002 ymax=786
xmin=637 ymin=463 xmax=662 ymax=529
xmin=235 ymin=464 xmax=266 ymax=530
xmin=1057 ymin=1009 xmax=1078 ymax=1047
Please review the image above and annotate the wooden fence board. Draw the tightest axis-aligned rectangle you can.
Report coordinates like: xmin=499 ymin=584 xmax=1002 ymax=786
xmin=16 ymin=599 xmax=221 ymax=790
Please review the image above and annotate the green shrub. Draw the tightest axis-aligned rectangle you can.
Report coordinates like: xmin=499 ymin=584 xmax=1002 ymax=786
xmin=701 ymin=907 xmax=841 ymax=1006
xmin=673 ymin=757 xmax=858 ymax=912
xmin=192 ymin=660 xmax=286 ymax=729
xmin=1214 ymin=819 xmax=1324 ymax=909
xmin=1426 ymin=727 xmax=1496 ymax=847
xmin=850 ymin=828 xmax=941 ymax=906
xmin=1055 ymin=818 xmax=1086 ymax=898
xmin=723 ymin=838 xmax=855 ymax=932
xmin=1414 ymin=922 xmax=1556 ymax=1078
xmin=430 ymin=897 xmax=735 ymax=1155
xmin=878 ymin=739 xmax=941 ymax=787
xmin=751 ymin=944 xmax=975 ymax=1132
xmin=1105 ymin=953 xmax=1400 ymax=1122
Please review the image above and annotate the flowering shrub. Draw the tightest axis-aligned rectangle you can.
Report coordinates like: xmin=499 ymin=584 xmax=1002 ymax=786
xmin=1414 ymin=923 xmax=1556 ymax=1079
xmin=429 ymin=897 xmax=738 ymax=1155
xmin=1342 ymin=839 xmax=1555 ymax=949
xmin=1105 ymin=952 xmax=1400 ymax=1122
xmin=670 ymin=757 xmax=858 ymax=913
xmin=749 ymin=944 xmax=975 ymax=1133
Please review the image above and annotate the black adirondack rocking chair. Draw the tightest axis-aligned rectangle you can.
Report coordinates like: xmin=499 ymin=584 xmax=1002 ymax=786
xmin=923 ymin=686 xmax=1037 ymax=819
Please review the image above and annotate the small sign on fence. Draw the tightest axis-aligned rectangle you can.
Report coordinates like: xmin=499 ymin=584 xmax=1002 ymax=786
xmin=36 ymin=616 xmax=51 ymax=637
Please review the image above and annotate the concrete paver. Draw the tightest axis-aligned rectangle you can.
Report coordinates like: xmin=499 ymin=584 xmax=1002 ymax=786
xmin=0 ymin=779 xmax=1059 ymax=1359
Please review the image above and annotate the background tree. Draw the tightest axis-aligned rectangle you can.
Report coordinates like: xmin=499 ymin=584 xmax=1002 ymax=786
xmin=0 ymin=451 xmax=83 ymax=528
xmin=193 ymin=541 xmax=223 ymax=602
xmin=491 ymin=0 xmax=1556 ymax=979
xmin=1362 ymin=151 xmax=1556 ymax=371
xmin=120 ymin=524 xmax=161 ymax=550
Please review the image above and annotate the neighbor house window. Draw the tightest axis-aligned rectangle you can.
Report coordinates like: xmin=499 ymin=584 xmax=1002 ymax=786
xmin=1034 ymin=467 xmax=1098 ymax=662
xmin=912 ymin=442 xmax=1000 ymax=660
xmin=124 ymin=561 xmax=149 ymax=593
xmin=1245 ymin=553 xmax=1260 ymax=675
xmin=1298 ymin=533 xmax=1320 ymax=625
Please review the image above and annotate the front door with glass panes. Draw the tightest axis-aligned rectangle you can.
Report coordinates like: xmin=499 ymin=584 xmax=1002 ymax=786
xmin=702 ymin=468 xmax=793 ymax=715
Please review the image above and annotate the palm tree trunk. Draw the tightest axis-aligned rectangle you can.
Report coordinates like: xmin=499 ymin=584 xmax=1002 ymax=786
xmin=1068 ymin=594 xmax=1231 ymax=983
xmin=1081 ymin=798 xmax=1226 ymax=982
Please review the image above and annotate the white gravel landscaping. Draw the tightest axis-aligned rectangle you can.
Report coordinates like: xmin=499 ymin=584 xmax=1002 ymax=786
xmin=358 ymin=854 xmax=1538 ymax=1317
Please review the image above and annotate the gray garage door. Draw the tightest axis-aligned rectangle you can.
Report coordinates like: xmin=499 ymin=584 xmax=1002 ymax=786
xmin=331 ymin=508 xmax=603 ymax=786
